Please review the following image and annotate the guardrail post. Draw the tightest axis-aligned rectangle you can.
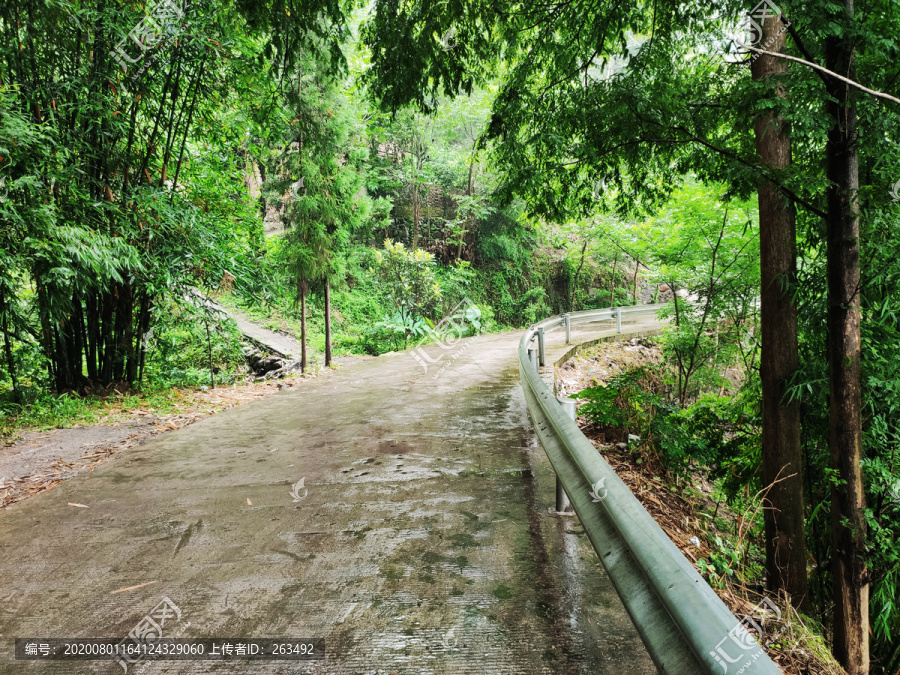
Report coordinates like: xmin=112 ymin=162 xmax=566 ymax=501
xmin=614 ymin=307 xmax=621 ymax=333
xmin=552 ymin=400 xmax=576 ymax=515
xmin=564 ymin=313 xmax=571 ymax=343
xmin=537 ymin=327 xmax=546 ymax=367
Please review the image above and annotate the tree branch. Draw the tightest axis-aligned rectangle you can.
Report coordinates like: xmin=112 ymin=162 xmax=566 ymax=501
xmin=668 ymin=124 xmax=828 ymax=220
xmin=779 ymin=15 xmax=823 ymax=79
xmin=744 ymin=46 xmax=900 ymax=106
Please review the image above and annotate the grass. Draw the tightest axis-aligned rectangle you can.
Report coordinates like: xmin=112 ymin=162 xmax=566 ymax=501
xmin=0 ymin=385 xmax=214 ymax=444
xmin=213 ymin=291 xmax=354 ymax=359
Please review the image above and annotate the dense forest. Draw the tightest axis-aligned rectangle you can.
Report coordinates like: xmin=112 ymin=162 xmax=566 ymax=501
xmin=1 ymin=0 xmax=899 ymax=672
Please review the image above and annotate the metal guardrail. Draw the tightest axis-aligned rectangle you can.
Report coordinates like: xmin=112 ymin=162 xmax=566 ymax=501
xmin=519 ymin=305 xmax=782 ymax=675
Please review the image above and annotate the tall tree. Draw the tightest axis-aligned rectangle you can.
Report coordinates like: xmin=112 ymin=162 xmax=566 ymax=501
xmin=398 ymin=117 xmax=431 ymax=250
xmin=267 ymin=47 xmax=368 ymax=369
xmin=824 ymin=1 xmax=867 ymax=669
xmin=324 ymin=278 xmax=332 ymax=367
xmin=0 ymin=0 xmax=349 ymax=390
xmin=751 ymin=11 xmax=808 ymax=609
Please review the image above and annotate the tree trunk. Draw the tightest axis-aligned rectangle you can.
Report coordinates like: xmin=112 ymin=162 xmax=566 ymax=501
xmin=457 ymin=140 xmax=478 ymax=260
xmin=671 ymin=281 xmax=680 ymax=327
xmin=751 ymin=12 xmax=809 ymax=609
xmin=256 ymin=158 xmax=267 ymax=221
xmin=85 ymin=291 xmax=98 ymax=382
xmin=137 ymin=295 xmax=151 ymax=385
xmin=609 ymin=251 xmax=619 ymax=305
xmin=632 ymin=258 xmax=639 ymax=304
xmin=324 ymin=277 xmax=332 ymax=367
xmin=299 ymin=276 xmax=308 ymax=373
xmin=204 ymin=319 xmax=215 ymax=390
xmin=412 ymin=184 xmax=420 ymax=249
xmin=0 ymin=291 xmax=20 ymax=402
xmin=825 ymin=5 xmax=868 ymax=670
xmin=571 ymin=239 xmax=587 ymax=312
xmin=670 ymin=279 xmax=683 ymax=403
xmin=35 ymin=281 xmax=57 ymax=389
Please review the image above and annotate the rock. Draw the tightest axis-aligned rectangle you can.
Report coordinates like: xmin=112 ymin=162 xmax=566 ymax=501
xmin=628 ymin=434 xmax=641 ymax=444
xmin=689 ymin=536 xmax=701 ymax=547
xmin=616 ymin=442 xmax=627 ymax=450
xmin=254 ymin=355 xmax=284 ymax=375
xmin=267 ymin=360 xmax=303 ymax=380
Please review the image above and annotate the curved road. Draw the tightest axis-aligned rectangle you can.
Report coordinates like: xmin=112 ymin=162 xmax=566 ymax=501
xmin=0 ymin=311 xmax=663 ymax=674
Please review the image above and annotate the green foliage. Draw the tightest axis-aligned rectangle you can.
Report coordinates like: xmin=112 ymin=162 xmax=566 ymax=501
xmin=434 ymin=260 xmax=477 ymax=313
xmin=0 ymin=0 xmax=302 ymax=391
xmin=374 ymin=309 xmax=427 ymax=348
xmin=140 ymin=301 xmax=247 ymax=388
xmin=573 ymin=369 xmax=646 ymax=430
xmin=264 ymin=46 xmax=371 ymax=294
xmin=697 ymin=536 xmax=744 ymax=588
xmin=372 ymin=239 xmax=442 ymax=317
xmin=644 ymin=184 xmax=760 ymax=405
xmin=572 ymin=365 xmax=758 ymax=478
xmin=794 ymin=205 xmax=900 ymax=667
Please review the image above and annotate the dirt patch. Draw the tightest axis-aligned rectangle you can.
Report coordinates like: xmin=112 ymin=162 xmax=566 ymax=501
xmin=0 ymin=375 xmax=320 ymax=509
xmin=376 ymin=440 xmax=414 ymax=454
xmin=581 ymin=436 xmax=839 ymax=675
xmin=556 ymin=336 xmax=661 ymax=401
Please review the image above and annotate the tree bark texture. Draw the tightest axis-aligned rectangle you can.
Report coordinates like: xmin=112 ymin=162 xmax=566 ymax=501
xmin=324 ymin=277 xmax=332 ymax=367
xmin=825 ymin=3 xmax=868 ymax=670
xmin=751 ymin=11 xmax=809 ymax=609
xmin=299 ymin=277 xmax=308 ymax=374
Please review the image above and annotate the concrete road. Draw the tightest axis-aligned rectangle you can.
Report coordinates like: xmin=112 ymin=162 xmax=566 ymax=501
xmin=0 ymin=313 xmax=663 ymax=674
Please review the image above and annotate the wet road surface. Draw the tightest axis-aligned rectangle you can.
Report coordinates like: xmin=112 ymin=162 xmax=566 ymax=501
xmin=0 ymin=315 xmax=662 ymax=674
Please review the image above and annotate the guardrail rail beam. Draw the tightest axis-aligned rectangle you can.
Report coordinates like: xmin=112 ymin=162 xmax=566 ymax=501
xmin=518 ymin=304 xmax=781 ymax=675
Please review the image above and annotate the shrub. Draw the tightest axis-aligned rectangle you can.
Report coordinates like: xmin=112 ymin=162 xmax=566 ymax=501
xmin=572 ymin=366 xmax=749 ymax=475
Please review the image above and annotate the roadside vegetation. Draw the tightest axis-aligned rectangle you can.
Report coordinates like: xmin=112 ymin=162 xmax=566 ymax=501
xmin=562 ymin=339 xmax=843 ymax=675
